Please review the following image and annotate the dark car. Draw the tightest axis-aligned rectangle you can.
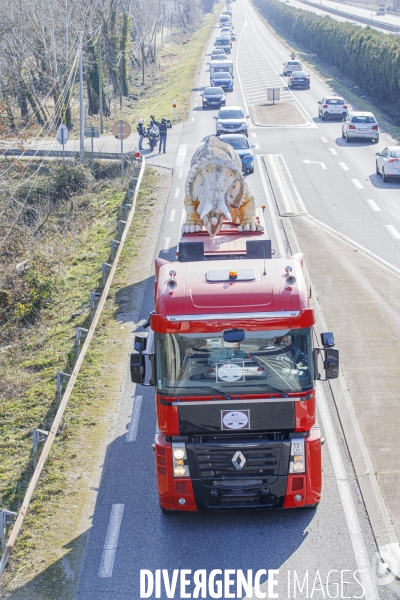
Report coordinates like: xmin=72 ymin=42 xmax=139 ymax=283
xmin=202 ymin=87 xmax=226 ymax=109
xmin=219 ymin=134 xmax=254 ymax=173
xmin=210 ymin=71 xmax=234 ymax=92
xmin=288 ymin=71 xmax=310 ymax=89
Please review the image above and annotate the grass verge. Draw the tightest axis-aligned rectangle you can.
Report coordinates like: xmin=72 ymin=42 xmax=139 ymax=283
xmin=0 ymin=164 xmax=166 ymax=597
xmin=251 ymin=1 xmax=400 ymax=141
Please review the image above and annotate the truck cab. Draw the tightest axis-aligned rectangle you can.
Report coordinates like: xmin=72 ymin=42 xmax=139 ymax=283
xmin=130 ymin=220 xmax=339 ymax=511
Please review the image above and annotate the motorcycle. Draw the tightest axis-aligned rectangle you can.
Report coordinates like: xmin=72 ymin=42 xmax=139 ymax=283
xmin=147 ymin=116 xmax=160 ymax=151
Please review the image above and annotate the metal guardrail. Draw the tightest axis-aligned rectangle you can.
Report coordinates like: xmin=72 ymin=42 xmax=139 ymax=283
xmin=0 ymin=157 xmax=146 ymax=578
xmin=0 ymin=148 xmax=138 ymax=160
xmin=300 ymin=0 xmax=400 ymax=31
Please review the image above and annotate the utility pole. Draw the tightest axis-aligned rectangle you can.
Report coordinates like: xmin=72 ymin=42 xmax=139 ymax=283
xmin=120 ymin=50 xmax=123 ymax=109
xmin=79 ymin=34 xmax=84 ymax=163
xmin=98 ymin=30 xmax=104 ymax=134
xmin=142 ymin=40 xmax=145 ymax=85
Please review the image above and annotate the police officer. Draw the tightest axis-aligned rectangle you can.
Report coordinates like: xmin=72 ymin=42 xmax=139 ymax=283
xmin=137 ymin=118 xmax=145 ymax=151
xmin=158 ymin=118 xmax=172 ymax=154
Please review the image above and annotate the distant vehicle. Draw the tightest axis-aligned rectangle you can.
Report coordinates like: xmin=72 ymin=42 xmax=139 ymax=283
xmin=223 ymin=9 xmax=233 ymax=16
xmin=201 ymin=87 xmax=226 ymax=109
xmin=342 ymin=112 xmax=379 ymax=143
xmin=376 ymin=4 xmax=385 ymax=14
xmin=210 ymin=71 xmax=234 ymax=92
xmin=219 ymin=133 xmax=255 ymax=173
xmin=375 ymin=146 xmax=400 ymax=182
xmin=288 ymin=71 xmax=310 ymax=89
xmin=229 ymin=31 xmax=237 ymax=41
xmin=211 ymin=48 xmax=226 ymax=58
xmin=211 ymin=53 xmax=229 ymax=61
xmin=207 ymin=348 xmax=251 ymax=366
xmin=219 ymin=14 xmax=232 ymax=26
xmin=318 ymin=96 xmax=348 ymax=120
xmin=282 ymin=60 xmax=302 ymax=76
xmin=221 ymin=27 xmax=232 ymax=36
xmin=214 ymin=106 xmax=250 ymax=136
xmin=214 ymin=36 xmax=231 ymax=54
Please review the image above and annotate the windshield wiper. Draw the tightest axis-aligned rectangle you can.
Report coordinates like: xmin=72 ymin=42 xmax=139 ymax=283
xmin=237 ymin=384 xmax=289 ymax=398
xmin=164 ymin=385 xmax=231 ymax=400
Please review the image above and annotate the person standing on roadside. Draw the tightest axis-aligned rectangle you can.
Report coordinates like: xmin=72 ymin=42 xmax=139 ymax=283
xmin=158 ymin=118 xmax=172 ymax=154
xmin=137 ymin=118 xmax=146 ymax=151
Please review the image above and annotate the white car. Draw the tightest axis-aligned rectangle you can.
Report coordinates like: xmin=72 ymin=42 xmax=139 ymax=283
xmin=282 ymin=60 xmax=302 ymax=76
xmin=375 ymin=146 xmax=400 ymax=182
xmin=318 ymin=96 xmax=348 ymax=120
xmin=342 ymin=111 xmax=379 ymax=143
xmin=214 ymin=106 xmax=250 ymax=136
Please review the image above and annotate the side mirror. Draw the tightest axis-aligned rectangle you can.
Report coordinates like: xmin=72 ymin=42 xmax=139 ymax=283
xmin=324 ymin=348 xmax=339 ymax=379
xmin=251 ymin=144 xmax=255 ymax=148
xmin=232 ymin=75 xmax=235 ymax=79
xmin=246 ymin=114 xmax=250 ymax=118
xmin=375 ymin=152 xmax=381 ymax=156
xmin=317 ymin=101 xmax=321 ymax=104
xmin=130 ymin=352 xmax=145 ymax=384
xmin=213 ymin=116 xmax=218 ymax=119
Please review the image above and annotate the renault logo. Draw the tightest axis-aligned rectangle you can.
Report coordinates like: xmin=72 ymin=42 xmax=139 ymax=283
xmin=231 ymin=451 xmax=247 ymax=470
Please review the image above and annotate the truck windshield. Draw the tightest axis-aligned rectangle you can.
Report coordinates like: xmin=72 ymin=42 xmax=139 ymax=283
xmin=155 ymin=328 xmax=314 ymax=396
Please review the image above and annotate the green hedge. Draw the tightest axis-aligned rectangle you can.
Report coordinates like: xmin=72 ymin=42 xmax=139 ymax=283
xmin=253 ymin=0 xmax=400 ymax=112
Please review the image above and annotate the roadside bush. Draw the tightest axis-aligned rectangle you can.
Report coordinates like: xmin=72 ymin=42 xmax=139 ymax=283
xmin=51 ymin=164 xmax=93 ymax=200
xmin=253 ymin=0 xmax=400 ymax=115
xmin=93 ymin=160 xmax=122 ymax=180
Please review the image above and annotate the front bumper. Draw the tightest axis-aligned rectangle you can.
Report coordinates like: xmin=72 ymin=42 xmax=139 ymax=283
xmin=216 ymin=127 xmax=247 ymax=136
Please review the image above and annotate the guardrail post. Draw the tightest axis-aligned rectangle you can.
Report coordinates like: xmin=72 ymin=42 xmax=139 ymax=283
xmin=0 ymin=511 xmax=17 ymax=552
xmin=118 ymin=220 xmax=126 ymax=235
xmin=131 ymin=177 xmax=138 ymax=189
xmin=57 ymin=371 xmax=71 ymax=405
xmin=102 ymin=263 xmax=112 ymax=286
xmin=127 ymin=189 xmax=133 ymax=201
xmin=124 ymin=204 xmax=132 ymax=218
xmin=32 ymin=428 xmax=49 ymax=469
xmin=75 ymin=327 xmax=89 ymax=356
xmin=110 ymin=240 xmax=120 ymax=260
xmin=90 ymin=292 xmax=101 ymax=321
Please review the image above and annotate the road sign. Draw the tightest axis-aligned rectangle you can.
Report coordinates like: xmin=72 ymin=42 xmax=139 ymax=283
xmin=84 ymin=126 xmax=100 ymax=138
xmin=56 ymin=124 xmax=69 ymax=145
xmin=267 ymin=88 xmax=280 ymax=104
xmin=112 ymin=120 xmax=131 ymax=140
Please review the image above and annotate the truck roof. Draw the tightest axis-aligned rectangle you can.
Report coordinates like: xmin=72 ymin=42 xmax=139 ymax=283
xmin=155 ymin=255 xmax=311 ymax=321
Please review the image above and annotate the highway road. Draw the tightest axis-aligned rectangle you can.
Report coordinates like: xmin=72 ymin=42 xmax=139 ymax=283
xmin=74 ymin=1 xmax=400 ymax=598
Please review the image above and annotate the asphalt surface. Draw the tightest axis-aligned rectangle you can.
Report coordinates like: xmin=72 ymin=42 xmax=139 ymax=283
xmin=74 ymin=1 xmax=400 ymax=598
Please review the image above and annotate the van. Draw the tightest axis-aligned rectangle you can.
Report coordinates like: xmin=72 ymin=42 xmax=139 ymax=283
xmin=219 ymin=14 xmax=231 ymax=26
xmin=214 ymin=36 xmax=231 ymax=54
xmin=209 ymin=59 xmax=234 ymax=82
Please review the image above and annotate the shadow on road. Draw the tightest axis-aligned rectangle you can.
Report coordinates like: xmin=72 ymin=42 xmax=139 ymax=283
xmin=368 ymin=172 xmax=400 ymax=189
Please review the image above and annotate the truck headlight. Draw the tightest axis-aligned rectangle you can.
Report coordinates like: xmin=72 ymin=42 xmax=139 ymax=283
xmin=172 ymin=444 xmax=189 ymax=477
xmin=289 ymin=438 xmax=305 ymax=473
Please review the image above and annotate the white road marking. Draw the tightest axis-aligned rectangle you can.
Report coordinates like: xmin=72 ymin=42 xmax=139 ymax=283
xmin=162 ymin=237 xmax=171 ymax=251
xmin=317 ymin=383 xmax=380 ymax=600
xmin=178 ymin=170 xmax=183 ymax=178
xmin=328 ymin=147 xmax=338 ymax=156
xmin=385 ymin=225 xmax=400 ymax=240
xmin=302 ymin=159 xmax=327 ymax=169
xmin=338 ymin=162 xmax=349 ymax=171
xmin=351 ymin=178 xmax=364 ymax=189
xmin=194 ymin=102 xmax=198 ymax=107
xmin=251 ymin=132 xmax=257 ymax=138
xmin=169 ymin=209 xmax=176 ymax=222
xmin=126 ymin=395 xmax=142 ymax=442
xmin=320 ymin=136 xmax=328 ymax=142
xmin=98 ymin=504 xmax=124 ymax=578
xmin=256 ymin=155 xmax=285 ymax=257
xmin=174 ymin=188 xmax=180 ymax=198
xmin=175 ymin=144 xmax=187 ymax=167
xmin=191 ymin=117 xmax=195 ymax=122
xmin=366 ymin=199 xmax=381 ymax=212
xmin=254 ymin=143 xmax=260 ymax=149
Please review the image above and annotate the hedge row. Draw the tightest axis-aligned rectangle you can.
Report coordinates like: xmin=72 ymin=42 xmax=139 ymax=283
xmin=253 ymin=0 xmax=400 ymax=112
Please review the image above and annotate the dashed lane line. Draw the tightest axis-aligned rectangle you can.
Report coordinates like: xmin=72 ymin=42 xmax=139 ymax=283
xmin=169 ymin=209 xmax=176 ymax=222
xmin=98 ymin=504 xmax=124 ymax=578
xmin=366 ymin=199 xmax=381 ymax=212
xmin=385 ymin=224 xmax=400 ymax=240
xmin=328 ymin=148 xmax=338 ymax=156
xmin=338 ymin=162 xmax=349 ymax=171
xmin=351 ymin=178 xmax=364 ymax=189
xmin=125 ymin=396 xmax=143 ymax=442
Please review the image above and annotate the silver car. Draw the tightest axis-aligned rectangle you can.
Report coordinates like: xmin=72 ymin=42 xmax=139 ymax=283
xmin=214 ymin=106 xmax=250 ymax=136
xmin=375 ymin=146 xmax=400 ymax=182
xmin=282 ymin=60 xmax=302 ymax=76
xmin=342 ymin=112 xmax=379 ymax=143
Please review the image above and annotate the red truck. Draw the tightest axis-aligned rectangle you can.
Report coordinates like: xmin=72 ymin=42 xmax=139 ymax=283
xmin=130 ymin=219 xmax=339 ymax=511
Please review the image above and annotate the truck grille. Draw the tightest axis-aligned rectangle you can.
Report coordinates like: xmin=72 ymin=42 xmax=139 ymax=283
xmin=194 ymin=443 xmax=281 ymax=480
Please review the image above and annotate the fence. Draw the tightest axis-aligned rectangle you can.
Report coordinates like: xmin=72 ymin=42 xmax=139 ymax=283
xmin=0 ymin=157 xmax=146 ymax=577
